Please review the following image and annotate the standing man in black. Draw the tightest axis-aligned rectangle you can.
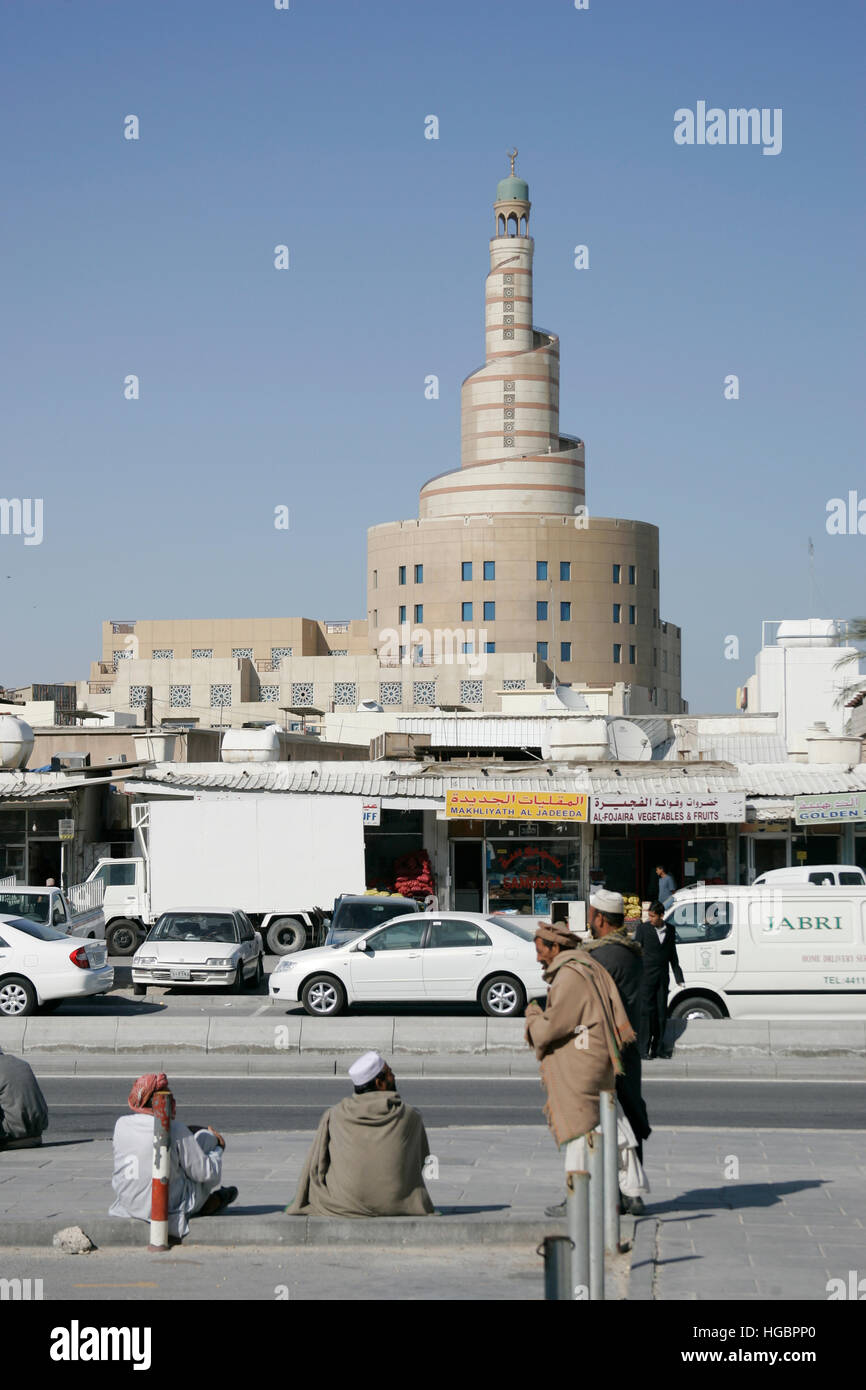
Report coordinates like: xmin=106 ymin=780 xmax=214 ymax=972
xmin=635 ymin=901 xmax=685 ymax=1060
xmin=583 ymin=888 xmax=650 ymax=1205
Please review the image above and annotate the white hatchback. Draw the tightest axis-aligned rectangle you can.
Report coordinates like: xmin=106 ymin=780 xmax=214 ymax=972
xmin=0 ymin=913 xmax=114 ymax=1017
xmin=269 ymin=911 xmax=548 ymax=1017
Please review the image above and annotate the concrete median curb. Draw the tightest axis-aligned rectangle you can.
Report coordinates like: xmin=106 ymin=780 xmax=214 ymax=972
xmin=0 ymin=1213 xmax=568 ymax=1249
xmin=2 ymin=1015 xmax=864 ymax=1058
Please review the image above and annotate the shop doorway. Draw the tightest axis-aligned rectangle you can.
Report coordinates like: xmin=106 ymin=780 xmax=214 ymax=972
xmin=452 ymin=841 xmax=483 ymax=912
xmin=639 ymin=838 xmax=683 ymax=903
xmin=26 ymin=839 xmax=62 ymax=886
xmin=752 ymin=836 xmax=788 ymax=880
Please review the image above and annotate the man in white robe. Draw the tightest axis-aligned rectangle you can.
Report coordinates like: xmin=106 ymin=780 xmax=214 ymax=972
xmin=109 ymin=1072 xmax=236 ymax=1240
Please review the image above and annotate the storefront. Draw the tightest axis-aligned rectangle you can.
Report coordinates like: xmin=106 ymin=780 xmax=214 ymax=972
xmin=0 ymin=801 xmax=69 ymax=885
xmin=589 ymin=791 xmax=743 ymax=900
xmin=443 ymin=790 xmax=588 ymax=915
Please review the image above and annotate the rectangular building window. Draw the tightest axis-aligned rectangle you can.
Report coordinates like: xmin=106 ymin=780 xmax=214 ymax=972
xmin=613 ymin=644 xmax=622 ymax=664
xmin=537 ymin=601 xmax=548 ymax=621
xmin=462 ymin=601 xmax=473 ymax=620
xmin=483 ymin=600 xmax=495 ymax=620
xmin=629 ymin=645 xmax=636 ymax=664
xmin=613 ymin=603 xmax=621 ymax=623
xmin=560 ymin=601 xmax=571 ymax=621
xmin=653 ymin=608 xmax=657 ymax=627
xmin=372 ymin=610 xmax=377 ymax=626
xmin=414 ymin=604 xmax=423 ymax=623
xmin=628 ymin=565 xmax=636 ymax=584
xmin=560 ymin=642 xmax=572 ymax=663
xmin=663 ymin=651 xmax=668 ymax=672
xmin=484 ymin=641 xmax=495 ymax=653
xmin=612 ymin=564 xmax=621 ymax=583
xmin=462 ymin=641 xmax=473 ymax=654
xmin=629 ymin=605 xmax=636 ymax=624
xmin=652 ymin=569 xmax=657 ymax=589
xmin=483 ymin=560 xmax=495 ymax=580
xmin=399 ymin=605 xmax=406 ymax=623
xmin=559 ymin=561 xmax=571 ymax=581
xmin=461 ymin=561 xmax=472 ymax=581
xmin=414 ymin=564 xmax=423 ymax=583
xmin=373 ymin=570 xmax=378 ymax=589
xmin=536 ymin=560 xmax=548 ymax=581
xmin=398 ymin=565 xmax=406 ymax=585
xmin=537 ymin=641 xmax=548 ymax=660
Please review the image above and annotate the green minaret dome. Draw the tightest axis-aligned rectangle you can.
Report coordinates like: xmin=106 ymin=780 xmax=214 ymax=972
xmin=496 ymin=174 xmax=529 ymax=202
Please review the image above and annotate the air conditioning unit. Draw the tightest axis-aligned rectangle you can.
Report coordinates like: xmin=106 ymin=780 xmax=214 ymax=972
xmin=370 ymin=732 xmax=432 ymax=761
xmin=51 ymin=752 xmax=90 ymax=770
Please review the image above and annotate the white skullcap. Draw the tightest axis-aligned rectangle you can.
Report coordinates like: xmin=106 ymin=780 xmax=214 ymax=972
xmin=590 ymin=888 xmax=625 ymax=915
xmin=348 ymin=1050 xmax=387 ymax=1086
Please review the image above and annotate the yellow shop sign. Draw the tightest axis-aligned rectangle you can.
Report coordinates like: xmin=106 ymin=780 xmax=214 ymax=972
xmin=445 ymin=790 xmax=589 ymax=821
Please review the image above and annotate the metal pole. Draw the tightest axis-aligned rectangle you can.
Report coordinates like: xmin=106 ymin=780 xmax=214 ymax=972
xmin=537 ymin=1236 xmax=574 ymax=1301
xmin=567 ymin=1169 xmax=590 ymax=1300
xmin=600 ymin=1089 xmax=620 ymax=1254
xmin=148 ymin=1088 xmax=172 ymax=1252
xmin=587 ymin=1128 xmax=605 ymax=1300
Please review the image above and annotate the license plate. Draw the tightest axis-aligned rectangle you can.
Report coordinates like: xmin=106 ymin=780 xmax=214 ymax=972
xmin=170 ymin=968 xmax=191 ymax=981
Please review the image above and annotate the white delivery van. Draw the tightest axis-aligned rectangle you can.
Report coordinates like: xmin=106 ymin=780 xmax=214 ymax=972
xmin=665 ymin=885 xmax=866 ymax=1020
xmin=752 ymin=864 xmax=866 ymax=887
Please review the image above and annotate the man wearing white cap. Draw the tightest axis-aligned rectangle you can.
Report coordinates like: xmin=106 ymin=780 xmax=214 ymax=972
xmin=286 ymin=1052 xmax=435 ymax=1218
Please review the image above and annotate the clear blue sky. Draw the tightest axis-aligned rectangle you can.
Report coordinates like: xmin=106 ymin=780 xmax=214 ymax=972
xmin=2 ymin=0 xmax=863 ymax=710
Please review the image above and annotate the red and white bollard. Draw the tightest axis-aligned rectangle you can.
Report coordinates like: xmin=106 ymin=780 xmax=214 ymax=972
xmin=147 ymin=1088 xmax=173 ymax=1252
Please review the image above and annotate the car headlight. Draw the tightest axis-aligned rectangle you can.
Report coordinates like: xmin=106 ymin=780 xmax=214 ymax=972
xmin=205 ymin=957 xmax=233 ymax=967
xmin=135 ymin=956 xmax=156 ymax=965
xmin=273 ymin=960 xmax=297 ymax=974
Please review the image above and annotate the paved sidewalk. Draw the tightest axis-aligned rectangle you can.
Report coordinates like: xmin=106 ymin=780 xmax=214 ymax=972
xmin=0 ymin=1125 xmax=577 ymax=1248
xmin=629 ymin=1126 xmax=866 ymax=1301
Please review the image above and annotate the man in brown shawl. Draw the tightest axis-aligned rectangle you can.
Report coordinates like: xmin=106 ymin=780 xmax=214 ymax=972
xmin=525 ymin=920 xmax=636 ymax=1217
xmin=286 ymin=1052 xmax=435 ymax=1218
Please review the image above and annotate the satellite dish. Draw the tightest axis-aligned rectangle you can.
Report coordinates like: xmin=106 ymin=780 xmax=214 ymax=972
xmin=546 ymin=684 xmax=590 ymax=711
xmin=606 ymin=719 xmax=652 ymax=761
xmin=357 ymin=700 xmax=383 ymax=713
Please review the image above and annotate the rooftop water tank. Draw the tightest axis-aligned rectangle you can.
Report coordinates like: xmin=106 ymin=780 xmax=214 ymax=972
xmin=0 ymin=714 xmax=34 ymax=770
xmin=776 ymin=619 xmax=840 ymax=648
xmin=221 ymin=725 xmax=281 ymax=763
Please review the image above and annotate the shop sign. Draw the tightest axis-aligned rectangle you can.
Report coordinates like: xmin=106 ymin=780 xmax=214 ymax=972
xmin=590 ymin=792 xmax=745 ymax=824
xmin=362 ymin=799 xmax=381 ymax=826
xmin=794 ymin=792 xmax=866 ymax=826
xmin=445 ymin=790 xmax=588 ymax=822
xmin=58 ymin=818 xmax=75 ymax=841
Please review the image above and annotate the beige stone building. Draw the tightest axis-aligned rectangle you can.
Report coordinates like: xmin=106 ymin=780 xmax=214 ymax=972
xmin=77 ymin=160 xmax=683 ymax=726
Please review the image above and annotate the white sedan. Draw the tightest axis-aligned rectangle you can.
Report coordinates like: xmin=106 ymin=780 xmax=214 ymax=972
xmin=132 ymin=909 xmax=264 ymax=993
xmin=0 ymin=913 xmax=114 ymax=1017
xmin=269 ymin=911 xmax=548 ymax=1017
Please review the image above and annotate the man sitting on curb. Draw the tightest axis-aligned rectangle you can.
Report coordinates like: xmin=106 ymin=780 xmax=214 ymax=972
xmin=0 ymin=1045 xmax=48 ymax=1151
xmin=286 ymin=1051 xmax=435 ymax=1218
xmin=109 ymin=1072 xmax=238 ymax=1241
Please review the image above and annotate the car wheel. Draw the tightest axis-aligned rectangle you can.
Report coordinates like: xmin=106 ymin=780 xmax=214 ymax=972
xmin=301 ymin=975 xmax=346 ymax=1017
xmin=669 ymin=996 xmax=725 ymax=1021
xmin=266 ymin=917 xmax=307 ymax=956
xmin=479 ymin=974 xmax=525 ymax=1018
xmin=232 ymin=962 xmax=247 ymax=992
xmin=0 ymin=976 xmax=38 ymax=1018
xmin=107 ymin=920 xmax=140 ymax=956
xmin=253 ymin=956 xmax=264 ymax=988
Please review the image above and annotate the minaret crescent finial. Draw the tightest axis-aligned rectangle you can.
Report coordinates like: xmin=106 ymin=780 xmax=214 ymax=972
xmin=508 ymin=148 xmax=518 ymax=176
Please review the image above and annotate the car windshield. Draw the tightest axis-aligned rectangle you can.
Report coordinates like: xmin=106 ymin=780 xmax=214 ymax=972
xmin=0 ymin=892 xmax=51 ymax=924
xmin=151 ymin=914 xmax=238 ymax=944
xmin=4 ymin=916 xmax=69 ymax=942
xmin=333 ymin=902 xmax=414 ymax=933
xmin=488 ymin=916 xmax=535 ymax=942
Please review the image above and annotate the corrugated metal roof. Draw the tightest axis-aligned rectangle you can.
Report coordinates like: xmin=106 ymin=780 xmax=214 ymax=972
xmin=127 ymin=760 xmax=866 ymax=801
xmin=664 ymin=734 xmax=792 ymax=764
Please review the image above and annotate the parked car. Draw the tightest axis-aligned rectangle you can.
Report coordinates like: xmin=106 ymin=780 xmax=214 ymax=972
xmin=325 ymin=894 xmax=424 ymax=947
xmin=665 ymin=884 xmax=866 ymax=1020
xmin=270 ymin=910 xmax=547 ymax=1017
xmin=752 ymin=864 xmax=866 ymax=887
xmin=0 ymin=913 xmax=113 ymax=1017
xmin=0 ymin=885 xmax=105 ymax=941
xmin=131 ymin=909 xmax=264 ymax=994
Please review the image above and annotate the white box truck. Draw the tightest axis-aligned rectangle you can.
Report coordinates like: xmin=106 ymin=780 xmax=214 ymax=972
xmin=84 ymin=795 xmax=366 ymax=956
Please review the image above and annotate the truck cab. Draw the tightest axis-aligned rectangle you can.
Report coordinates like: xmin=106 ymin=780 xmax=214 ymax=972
xmin=0 ymin=885 xmax=105 ymax=941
